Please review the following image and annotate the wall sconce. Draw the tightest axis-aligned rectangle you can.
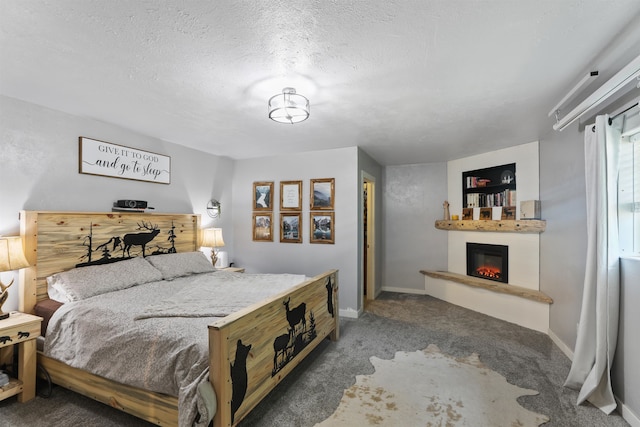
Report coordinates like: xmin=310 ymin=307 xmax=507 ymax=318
xmin=0 ymin=236 xmax=30 ymax=320
xmin=201 ymin=228 xmax=225 ymax=266
xmin=207 ymin=199 xmax=221 ymax=218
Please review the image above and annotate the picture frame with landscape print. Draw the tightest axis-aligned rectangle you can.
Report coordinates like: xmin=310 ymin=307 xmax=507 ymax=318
xmin=310 ymin=212 xmax=334 ymax=244
xmin=253 ymin=181 xmax=274 ymax=211
xmin=310 ymin=178 xmax=335 ymax=210
xmin=280 ymin=213 xmax=302 ymax=243
xmin=280 ymin=180 xmax=302 ymax=211
xmin=253 ymin=213 xmax=273 ymax=241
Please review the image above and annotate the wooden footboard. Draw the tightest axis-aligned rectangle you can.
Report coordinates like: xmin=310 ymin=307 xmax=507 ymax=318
xmin=21 ymin=211 xmax=339 ymax=426
xmin=210 ymin=269 xmax=339 ymax=427
xmin=35 ymin=270 xmax=338 ymax=427
xmin=38 ymin=354 xmax=179 ymax=425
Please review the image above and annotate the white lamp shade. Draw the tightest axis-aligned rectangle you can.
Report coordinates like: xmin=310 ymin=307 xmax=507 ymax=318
xmin=201 ymin=228 xmax=225 ymax=248
xmin=0 ymin=236 xmax=30 ymax=272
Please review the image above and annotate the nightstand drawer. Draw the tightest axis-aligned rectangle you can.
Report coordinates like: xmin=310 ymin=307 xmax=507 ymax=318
xmin=0 ymin=313 xmax=41 ymax=349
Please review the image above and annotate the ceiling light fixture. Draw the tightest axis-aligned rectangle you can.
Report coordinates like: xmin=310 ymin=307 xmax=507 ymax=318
xmin=268 ymin=87 xmax=309 ymax=124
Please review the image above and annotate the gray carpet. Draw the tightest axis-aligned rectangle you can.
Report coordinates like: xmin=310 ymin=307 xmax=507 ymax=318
xmin=0 ymin=292 xmax=630 ymax=427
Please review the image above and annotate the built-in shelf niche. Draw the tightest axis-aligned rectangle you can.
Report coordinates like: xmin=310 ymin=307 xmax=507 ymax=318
xmin=462 ymin=162 xmax=516 ymax=209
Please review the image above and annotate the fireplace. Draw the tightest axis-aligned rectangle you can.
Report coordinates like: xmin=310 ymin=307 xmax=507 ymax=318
xmin=466 ymin=243 xmax=508 ymax=283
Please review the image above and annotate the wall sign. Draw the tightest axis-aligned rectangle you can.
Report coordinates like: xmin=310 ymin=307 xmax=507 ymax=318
xmin=79 ymin=137 xmax=171 ymax=184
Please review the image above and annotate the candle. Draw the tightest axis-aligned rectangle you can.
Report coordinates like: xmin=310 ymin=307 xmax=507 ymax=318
xmin=451 ymin=215 xmax=459 ymax=220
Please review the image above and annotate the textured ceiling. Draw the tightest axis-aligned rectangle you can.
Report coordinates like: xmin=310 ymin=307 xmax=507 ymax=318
xmin=1 ymin=1 xmax=639 ymax=165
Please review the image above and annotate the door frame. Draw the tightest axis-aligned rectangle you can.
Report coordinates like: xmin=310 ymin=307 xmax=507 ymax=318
xmin=362 ymin=172 xmax=376 ymax=301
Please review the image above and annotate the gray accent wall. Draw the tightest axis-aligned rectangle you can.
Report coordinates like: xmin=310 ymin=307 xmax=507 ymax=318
xmin=540 ymin=120 xmax=639 ymax=419
xmin=232 ymin=147 xmax=361 ymax=317
xmin=539 ymin=123 xmax=588 ymax=351
xmin=382 ymin=162 xmax=448 ymax=292
xmin=0 ymin=95 xmax=235 ymax=311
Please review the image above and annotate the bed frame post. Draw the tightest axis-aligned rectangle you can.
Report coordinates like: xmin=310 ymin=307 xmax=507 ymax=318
xmin=19 ymin=210 xmax=38 ymax=314
xmin=210 ymin=326 xmax=232 ymax=427
xmin=330 ymin=271 xmax=339 ymax=341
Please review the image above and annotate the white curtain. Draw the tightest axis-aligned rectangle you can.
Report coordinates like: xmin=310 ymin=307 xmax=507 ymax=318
xmin=564 ymin=115 xmax=621 ymax=414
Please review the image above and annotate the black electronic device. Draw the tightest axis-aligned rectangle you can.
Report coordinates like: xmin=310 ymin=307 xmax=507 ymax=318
xmin=115 ymin=200 xmax=148 ymax=209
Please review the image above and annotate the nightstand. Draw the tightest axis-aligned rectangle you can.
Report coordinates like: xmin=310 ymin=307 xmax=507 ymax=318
xmin=0 ymin=312 xmax=42 ymax=403
xmin=222 ymin=267 xmax=245 ymax=273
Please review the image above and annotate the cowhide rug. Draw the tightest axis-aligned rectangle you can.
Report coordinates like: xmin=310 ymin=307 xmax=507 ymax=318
xmin=315 ymin=344 xmax=549 ymax=426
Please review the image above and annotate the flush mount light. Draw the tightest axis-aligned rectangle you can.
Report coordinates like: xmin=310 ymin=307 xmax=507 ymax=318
xmin=268 ymin=87 xmax=310 ymax=124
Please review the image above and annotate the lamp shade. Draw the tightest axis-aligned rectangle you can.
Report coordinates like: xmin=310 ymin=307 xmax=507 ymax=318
xmin=0 ymin=236 xmax=30 ymax=272
xmin=268 ymin=87 xmax=309 ymax=124
xmin=201 ymin=228 xmax=225 ymax=248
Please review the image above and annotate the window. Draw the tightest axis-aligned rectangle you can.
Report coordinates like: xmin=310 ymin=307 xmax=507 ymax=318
xmin=618 ymin=107 xmax=640 ymax=256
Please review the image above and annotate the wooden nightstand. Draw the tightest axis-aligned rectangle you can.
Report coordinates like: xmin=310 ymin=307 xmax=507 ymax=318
xmin=222 ymin=267 xmax=245 ymax=273
xmin=0 ymin=312 xmax=42 ymax=403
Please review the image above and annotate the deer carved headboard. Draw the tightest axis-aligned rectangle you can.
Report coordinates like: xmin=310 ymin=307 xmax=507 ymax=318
xmin=19 ymin=211 xmax=200 ymax=313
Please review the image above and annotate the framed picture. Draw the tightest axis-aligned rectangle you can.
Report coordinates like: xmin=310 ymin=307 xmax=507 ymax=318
xmin=501 ymin=206 xmax=516 ymax=220
xmin=280 ymin=180 xmax=302 ymax=211
xmin=79 ymin=137 xmax=171 ymax=184
xmin=310 ymin=178 xmax=335 ymax=210
xmin=462 ymin=208 xmax=473 ymax=221
xmin=479 ymin=207 xmax=492 ymax=220
xmin=280 ymin=213 xmax=302 ymax=243
xmin=310 ymin=212 xmax=334 ymax=244
xmin=253 ymin=181 xmax=274 ymax=211
xmin=252 ymin=213 xmax=273 ymax=241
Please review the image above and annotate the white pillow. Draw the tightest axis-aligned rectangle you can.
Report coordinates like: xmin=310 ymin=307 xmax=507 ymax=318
xmin=47 ymin=257 xmax=163 ymax=302
xmin=146 ymin=251 xmax=216 ymax=280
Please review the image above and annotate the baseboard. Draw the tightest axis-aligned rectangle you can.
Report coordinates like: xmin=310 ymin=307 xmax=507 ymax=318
xmin=381 ymin=286 xmax=428 ymax=295
xmin=547 ymin=328 xmax=574 ymax=361
xmin=617 ymin=396 xmax=640 ymax=427
xmin=339 ymin=306 xmax=363 ymax=319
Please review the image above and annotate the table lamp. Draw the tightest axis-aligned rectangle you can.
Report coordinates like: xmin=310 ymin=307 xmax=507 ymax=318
xmin=201 ymin=228 xmax=225 ymax=267
xmin=0 ymin=236 xmax=30 ymax=320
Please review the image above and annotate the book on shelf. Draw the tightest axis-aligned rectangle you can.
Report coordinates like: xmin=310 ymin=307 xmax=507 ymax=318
xmin=465 ymin=190 xmax=516 ymax=208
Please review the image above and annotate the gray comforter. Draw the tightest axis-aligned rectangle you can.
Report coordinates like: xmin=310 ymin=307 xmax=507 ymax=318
xmin=44 ymin=271 xmax=306 ymax=426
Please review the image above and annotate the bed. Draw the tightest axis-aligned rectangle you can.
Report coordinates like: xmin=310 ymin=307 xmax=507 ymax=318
xmin=18 ymin=211 xmax=339 ymax=427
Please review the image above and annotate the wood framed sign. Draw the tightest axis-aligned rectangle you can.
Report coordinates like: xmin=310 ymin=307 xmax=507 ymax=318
xmin=280 ymin=180 xmax=302 ymax=211
xmin=79 ymin=137 xmax=171 ymax=184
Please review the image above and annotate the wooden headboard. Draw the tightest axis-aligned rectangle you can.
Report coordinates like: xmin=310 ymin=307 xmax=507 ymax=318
xmin=19 ymin=211 xmax=201 ymax=314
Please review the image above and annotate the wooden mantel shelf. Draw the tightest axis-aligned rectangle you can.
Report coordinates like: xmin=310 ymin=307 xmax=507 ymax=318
xmin=420 ymin=270 xmax=553 ymax=304
xmin=435 ymin=219 xmax=546 ymax=233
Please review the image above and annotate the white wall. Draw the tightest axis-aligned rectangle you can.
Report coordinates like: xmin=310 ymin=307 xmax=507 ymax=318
xmin=446 ymin=141 xmax=540 ymax=287
xmin=232 ymin=147 xmax=360 ymax=317
xmin=425 ymin=141 xmax=549 ymax=333
xmin=382 ymin=162 xmax=448 ymax=292
xmin=0 ymin=95 xmax=234 ymax=312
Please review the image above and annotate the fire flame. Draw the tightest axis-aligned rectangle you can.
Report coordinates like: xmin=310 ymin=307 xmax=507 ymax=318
xmin=475 ymin=266 xmax=501 ymax=279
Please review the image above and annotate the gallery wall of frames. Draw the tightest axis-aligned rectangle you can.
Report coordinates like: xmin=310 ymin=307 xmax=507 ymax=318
xmin=252 ymin=178 xmax=335 ymax=244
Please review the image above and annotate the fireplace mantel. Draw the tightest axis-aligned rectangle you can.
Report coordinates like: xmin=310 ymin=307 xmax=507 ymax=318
xmin=435 ymin=220 xmax=546 ymax=233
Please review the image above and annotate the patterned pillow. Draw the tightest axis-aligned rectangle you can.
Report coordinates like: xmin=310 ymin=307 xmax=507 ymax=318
xmin=47 ymin=257 xmax=163 ymax=302
xmin=146 ymin=251 xmax=216 ymax=280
